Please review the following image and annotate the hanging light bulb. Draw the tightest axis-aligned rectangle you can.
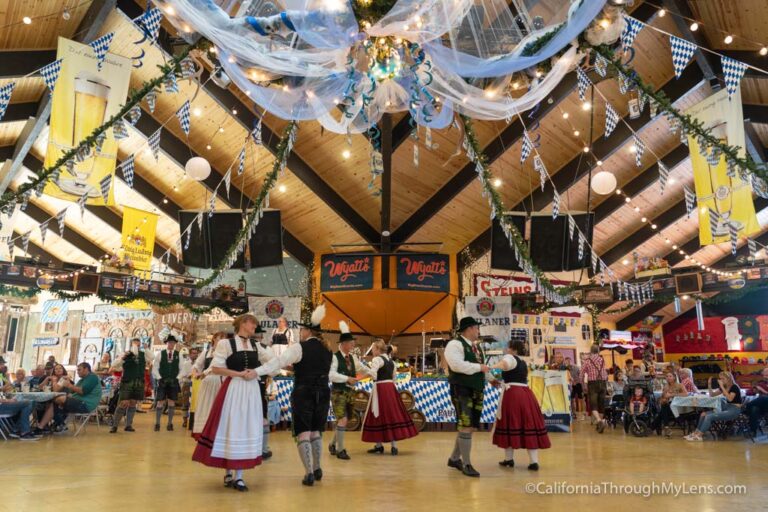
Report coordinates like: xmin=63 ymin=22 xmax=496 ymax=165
xmin=760 ymin=47 xmax=768 ymax=56
xmin=690 ymin=22 xmax=699 ymax=31
xmin=724 ymin=35 xmax=734 ymax=45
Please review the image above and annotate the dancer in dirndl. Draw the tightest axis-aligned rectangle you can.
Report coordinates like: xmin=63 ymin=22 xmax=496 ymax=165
xmin=362 ymin=339 xmax=417 ymax=455
xmin=491 ymin=340 xmax=551 ymax=471
xmin=192 ymin=314 xmax=273 ymax=492
xmin=191 ymin=331 xmax=227 ymax=440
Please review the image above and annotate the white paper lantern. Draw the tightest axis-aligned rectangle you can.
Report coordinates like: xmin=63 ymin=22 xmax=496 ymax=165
xmin=185 ymin=156 xmax=211 ymax=181
xmin=591 ymin=171 xmax=617 ymax=195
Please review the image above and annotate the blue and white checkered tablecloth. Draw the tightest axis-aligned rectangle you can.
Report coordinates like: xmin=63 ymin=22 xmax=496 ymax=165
xmin=274 ymin=378 xmax=502 ymax=424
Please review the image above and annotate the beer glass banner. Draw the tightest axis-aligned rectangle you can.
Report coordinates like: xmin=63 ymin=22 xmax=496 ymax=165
xmin=396 ymin=254 xmax=450 ymax=292
xmin=320 ymin=254 xmax=374 ymax=291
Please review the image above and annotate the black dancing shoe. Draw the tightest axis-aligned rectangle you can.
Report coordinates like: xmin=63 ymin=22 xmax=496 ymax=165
xmin=224 ymin=474 xmax=234 ymax=488
xmin=447 ymin=458 xmax=464 ymax=472
xmin=328 ymin=443 xmax=336 ymax=456
xmin=233 ymin=479 xmax=248 ymax=492
xmin=313 ymin=468 xmax=323 ymax=481
xmin=499 ymin=459 xmax=514 ymax=467
xmin=154 ymin=424 xmax=160 ymax=432
xmin=167 ymin=424 xmax=174 ymax=431
xmin=462 ymin=464 xmax=480 ymax=477
xmin=390 ymin=447 xmax=399 ymax=456
xmin=124 ymin=426 xmax=135 ymax=432
xmin=109 ymin=426 xmax=118 ymax=434
xmin=302 ymin=473 xmax=315 ymax=487
xmin=527 ymin=463 xmax=539 ymax=471
xmin=182 ymin=418 xmax=188 ymax=429
xmin=336 ymin=449 xmax=351 ymax=460
xmin=367 ymin=445 xmax=385 ymax=454
xmin=262 ymin=450 xmax=273 ymax=460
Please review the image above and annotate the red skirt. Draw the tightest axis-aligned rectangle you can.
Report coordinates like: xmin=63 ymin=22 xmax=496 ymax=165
xmin=492 ymin=385 xmax=551 ymax=450
xmin=192 ymin=377 xmax=263 ymax=469
xmin=362 ymin=382 xmax=418 ymax=443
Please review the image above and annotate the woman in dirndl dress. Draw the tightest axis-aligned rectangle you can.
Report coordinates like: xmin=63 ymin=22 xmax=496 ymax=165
xmin=191 ymin=331 xmax=226 ymax=440
xmin=270 ymin=316 xmax=294 ymax=358
xmin=361 ymin=340 xmax=418 ymax=455
xmin=491 ymin=340 xmax=551 ymax=471
xmin=192 ymin=315 xmax=272 ymax=492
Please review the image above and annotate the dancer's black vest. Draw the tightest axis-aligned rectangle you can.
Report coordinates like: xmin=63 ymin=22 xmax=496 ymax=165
xmin=293 ymin=337 xmax=332 ymax=386
xmin=375 ymin=356 xmax=395 ymax=381
xmin=501 ymin=355 xmax=527 ymax=384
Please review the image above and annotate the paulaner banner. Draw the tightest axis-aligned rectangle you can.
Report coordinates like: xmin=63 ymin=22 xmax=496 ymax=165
xmin=686 ymin=88 xmax=760 ymax=245
xmin=43 ymin=37 xmax=131 ymax=206
xmin=320 ymin=254 xmax=373 ymax=291
xmin=396 ymin=254 xmax=450 ymax=292
xmin=121 ymin=206 xmax=158 ymax=272
xmin=248 ymin=296 xmax=301 ymax=337
xmin=464 ymin=296 xmax=512 ymax=342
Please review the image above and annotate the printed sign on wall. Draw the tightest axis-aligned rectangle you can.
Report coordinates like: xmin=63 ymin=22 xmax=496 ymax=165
xmin=396 ymin=254 xmax=450 ymax=292
xmin=320 ymin=254 xmax=374 ymax=291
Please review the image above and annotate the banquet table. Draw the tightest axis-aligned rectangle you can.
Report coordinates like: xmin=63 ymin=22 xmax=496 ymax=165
xmin=669 ymin=394 xmax=723 ymax=418
xmin=12 ymin=392 xmax=65 ymax=403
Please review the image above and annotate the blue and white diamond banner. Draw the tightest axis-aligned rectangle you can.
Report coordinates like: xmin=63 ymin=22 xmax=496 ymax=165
xmin=0 ymin=82 xmax=16 ymax=122
xmin=621 ymin=14 xmax=644 ymax=52
xmin=88 ymin=32 xmax=114 ymax=70
xmin=576 ymin=67 xmax=589 ymax=102
xmin=669 ymin=35 xmax=697 ymax=79
xmin=40 ymin=59 xmax=63 ymax=95
xmin=721 ymin=55 xmax=747 ymax=100
xmin=604 ymin=102 xmax=619 ymax=138
xmin=176 ymin=100 xmax=191 ymax=135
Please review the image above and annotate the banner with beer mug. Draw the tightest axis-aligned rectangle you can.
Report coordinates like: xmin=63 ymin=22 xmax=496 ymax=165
xmin=43 ymin=37 xmax=132 ymax=205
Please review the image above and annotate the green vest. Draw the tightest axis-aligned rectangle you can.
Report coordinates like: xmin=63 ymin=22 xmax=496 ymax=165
xmin=448 ymin=337 xmax=485 ymax=391
xmin=333 ymin=351 xmax=356 ymax=390
xmin=122 ymin=351 xmax=145 ymax=382
xmin=159 ymin=350 xmax=179 ymax=381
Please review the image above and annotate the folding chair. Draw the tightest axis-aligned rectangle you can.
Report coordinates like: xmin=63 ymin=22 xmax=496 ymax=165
xmin=0 ymin=414 xmax=14 ymax=441
xmin=69 ymin=410 xmax=100 ymax=437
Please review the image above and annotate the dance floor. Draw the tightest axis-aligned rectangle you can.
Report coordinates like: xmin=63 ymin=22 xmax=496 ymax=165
xmin=2 ymin=416 xmax=766 ymax=512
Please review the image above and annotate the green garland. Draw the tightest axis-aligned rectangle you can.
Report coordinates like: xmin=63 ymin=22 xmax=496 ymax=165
xmin=587 ymin=43 xmax=768 ymax=182
xmin=351 ymin=0 xmax=399 ymax=26
xmin=0 ymin=284 xmax=40 ymax=299
xmin=521 ymin=23 xmax=564 ymax=57
xmin=196 ymin=121 xmax=298 ymax=288
xmin=0 ymin=39 xmax=204 ymax=212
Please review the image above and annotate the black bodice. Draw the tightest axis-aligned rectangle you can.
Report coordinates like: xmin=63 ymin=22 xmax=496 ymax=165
xmin=376 ymin=356 xmax=395 ymax=381
xmin=225 ymin=337 xmax=261 ymax=372
xmin=272 ymin=331 xmax=289 ymax=345
xmin=501 ymin=355 xmax=528 ymax=384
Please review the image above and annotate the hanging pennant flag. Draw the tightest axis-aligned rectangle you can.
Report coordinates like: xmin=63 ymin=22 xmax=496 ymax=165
xmin=638 ymin=90 xmax=648 ymax=113
xmin=126 ymin=105 xmax=142 ymax=125
xmin=683 ymin=185 xmax=696 ymax=217
xmin=669 ymin=35 xmax=697 ymax=79
xmin=88 ymin=32 xmax=114 ymax=71
xmin=113 ymin=119 xmax=129 ymax=140
xmin=552 ymin=191 xmax=560 ymax=219
xmin=180 ymin=57 xmax=197 ymax=79
xmin=56 ymin=208 xmax=67 ymax=237
xmin=533 ymin=155 xmax=547 ymax=191
xmin=34 ymin=180 xmax=45 ymax=198
xmin=148 ymin=128 xmax=161 ymax=161
xmin=521 ymin=133 xmax=533 ymax=163
xmin=633 ymin=135 xmax=644 ymax=166
xmin=195 ymin=211 xmax=203 ymax=233
xmin=77 ymin=193 xmax=88 ymax=219
xmin=176 ymin=100 xmax=191 ymax=136
xmin=21 ymin=231 xmax=31 ymax=254
xmin=20 ymin=190 xmax=31 ymax=211
xmin=39 ymin=220 xmax=49 ymax=245
xmin=621 ymin=14 xmax=644 ymax=52
xmin=164 ymin=72 xmax=179 ymax=93
xmin=208 ymin=192 xmax=216 ymax=218
xmin=576 ymin=67 xmax=589 ymax=102
xmin=134 ymin=7 xmax=162 ymax=43
xmin=706 ymin=146 xmax=722 ymax=166
xmin=748 ymin=238 xmax=758 ymax=259
xmin=184 ymin=228 xmax=192 ymax=250
xmin=224 ymin=168 xmax=232 ymax=198
xmin=709 ymin=208 xmax=721 ymax=239
xmin=6 ymin=238 xmax=13 ymax=262
xmin=591 ymin=250 xmax=598 ymax=274
xmin=721 ymin=56 xmax=748 ymax=100
xmin=122 ymin=155 xmax=135 ymax=188
xmin=617 ymin=71 xmax=629 ymax=95
xmin=578 ymin=232 xmax=585 ymax=261
xmin=729 ymin=221 xmax=739 ymax=255
xmin=658 ymin=162 xmax=669 ymax=194
xmin=251 ymin=117 xmax=263 ymax=145
xmin=595 ymin=53 xmax=608 ymax=78
xmin=604 ymin=102 xmax=619 ymax=137
xmin=0 ymin=82 xmax=16 ymax=122
xmin=568 ymin=215 xmax=576 ymax=240
xmin=238 ymin=147 xmax=246 ymax=176
xmin=99 ymin=174 xmax=112 ymax=204
xmin=39 ymin=59 xmax=63 ymax=95
xmin=145 ymin=89 xmax=157 ymax=113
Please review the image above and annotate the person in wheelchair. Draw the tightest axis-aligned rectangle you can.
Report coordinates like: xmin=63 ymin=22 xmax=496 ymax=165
xmin=623 ymin=377 xmax=656 ymax=436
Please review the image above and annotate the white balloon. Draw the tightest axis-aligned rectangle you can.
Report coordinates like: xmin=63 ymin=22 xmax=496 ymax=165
xmin=185 ymin=156 xmax=211 ymax=181
xmin=591 ymin=171 xmax=617 ymax=195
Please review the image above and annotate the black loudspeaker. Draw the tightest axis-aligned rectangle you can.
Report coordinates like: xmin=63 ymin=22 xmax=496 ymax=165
xmin=73 ymin=273 xmax=100 ymax=293
xmin=208 ymin=211 xmax=246 ymax=269
xmin=490 ymin=214 xmax=527 ymax=271
xmin=178 ymin=210 xmax=211 ymax=268
xmin=675 ymin=273 xmax=702 ymax=295
xmin=530 ymin=213 xmax=594 ymax=272
xmin=247 ymin=210 xmax=283 ymax=268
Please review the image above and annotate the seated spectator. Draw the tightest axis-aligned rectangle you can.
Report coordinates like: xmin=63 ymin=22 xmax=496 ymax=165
xmin=628 ymin=365 xmax=645 ymax=382
xmin=27 ymin=365 xmax=45 ymax=389
xmin=678 ymin=368 xmax=698 ymax=393
xmin=0 ymin=356 xmax=12 ymax=393
xmin=12 ymin=368 xmax=28 ymax=392
xmin=651 ymin=372 xmax=688 ymax=436
xmin=0 ymin=396 xmax=40 ymax=441
xmin=49 ymin=362 xmax=102 ymax=432
xmin=648 ymin=366 xmax=665 ymax=392
xmin=94 ymin=352 xmax=112 ymax=379
xmin=623 ymin=359 xmax=635 ymax=377
xmin=40 ymin=364 xmax=69 ymax=391
xmin=745 ymin=367 xmax=768 ymax=437
xmin=628 ymin=386 xmax=648 ymax=415
xmin=685 ymin=372 xmax=742 ymax=442
xmin=609 ymin=369 xmax=626 ymax=396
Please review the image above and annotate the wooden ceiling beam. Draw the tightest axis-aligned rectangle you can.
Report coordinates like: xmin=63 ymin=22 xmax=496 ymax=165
xmin=661 ymin=0 xmax=720 ymax=88
xmin=0 ymin=102 xmax=39 ymax=124
xmin=12 ymin=230 xmax=63 ymax=267
xmin=20 ymin=202 xmax=107 ymax=263
xmin=0 ymin=50 xmax=57 ymax=78
xmin=0 ymin=0 xmax=117 ymax=195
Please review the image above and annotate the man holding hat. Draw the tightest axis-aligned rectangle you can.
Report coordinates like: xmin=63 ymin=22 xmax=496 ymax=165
xmin=152 ymin=335 xmax=182 ymax=432
xmin=257 ymin=305 xmax=334 ymax=486
xmin=445 ymin=316 xmax=492 ymax=477
xmin=328 ymin=321 xmax=362 ymax=460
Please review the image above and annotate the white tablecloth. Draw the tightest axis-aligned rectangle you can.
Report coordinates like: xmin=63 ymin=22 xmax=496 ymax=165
xmin=669 ymin=395 xmax=723 ymax=418
xmin=13 ymin=391 xmax=65 ymax=403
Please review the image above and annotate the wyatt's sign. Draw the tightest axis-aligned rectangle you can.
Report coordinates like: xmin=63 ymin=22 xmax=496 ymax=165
xmin=397 ymin=254 xmax=449 ymax=292
xmin=320 ymin=254 xmax=374 ymax=291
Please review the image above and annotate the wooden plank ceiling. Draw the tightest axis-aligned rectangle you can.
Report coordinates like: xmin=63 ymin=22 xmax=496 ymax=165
xmin=0 ymin=0 xmax=766 ymax=327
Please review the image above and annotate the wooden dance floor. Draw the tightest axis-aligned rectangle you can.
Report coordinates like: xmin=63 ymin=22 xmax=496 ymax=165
xmin=3 ymin=416 xmax=766 ymax=511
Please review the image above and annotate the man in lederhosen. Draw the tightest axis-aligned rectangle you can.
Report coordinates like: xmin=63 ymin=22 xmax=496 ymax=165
xmin=152 ymin=335 xmax=182 ymax=432
xmin=110 ymin=338 xmax=146 ymax=433
xmin=328 ymin=324 xmax=362 ymax=460
xmin=444 ymin=317 xmax=492 ymax=477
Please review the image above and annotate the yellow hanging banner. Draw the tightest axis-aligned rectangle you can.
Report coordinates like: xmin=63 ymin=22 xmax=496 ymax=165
xmin=686 ymin=88 xmax=760 ymax=246
xmin=121 ymin=206 xmax=159 ymax=272
xmin=43 ymin=37 xmax=132 ymax=206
